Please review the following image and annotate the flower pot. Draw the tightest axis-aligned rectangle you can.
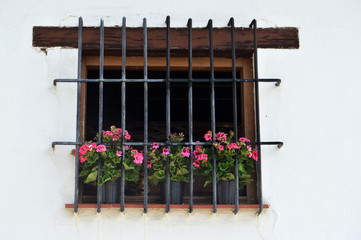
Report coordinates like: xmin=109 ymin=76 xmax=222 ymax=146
xmin=101 ymin=180 xmax=120 ymax=203
xmin=217 ymin=180 xmax=236 ymax=204
xmin=160 ymin=181 xmax=185 ymax=204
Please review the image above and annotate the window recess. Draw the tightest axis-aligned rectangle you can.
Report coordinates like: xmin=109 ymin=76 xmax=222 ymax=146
xmin=52 ymin=16 xmax=284 ymax=215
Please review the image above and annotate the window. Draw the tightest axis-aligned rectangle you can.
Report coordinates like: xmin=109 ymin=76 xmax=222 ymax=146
xmin=49 ymin=16 xmax=287 ymax=214
xmin=80 ymin=56 xmax=256 ymax=207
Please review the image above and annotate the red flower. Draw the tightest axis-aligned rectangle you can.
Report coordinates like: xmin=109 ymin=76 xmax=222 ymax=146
xmin=162 ymin=148 xmax=170 ymax=155
xmin=181 ymin=147 xmax=190 ymax=157
xmin=147 ymin=161 xmax=152 ymax=168
xmin=215 ymin=132 xmax=227 ymax=142
xmin=79 ymin=156 xmax=87 ymax=163
xmin=238 ymin=137 xmax=250 ymax=143
xmin=79 ymin=144 xmax=89 ymax=155
xmin=204 ymin=131 xmax=212 ymax=141
xmin=133 ymin=153 xmax=144 ymax=164
xmin=96 ymin=145 xmax=106 ymax=152
xmin=252 ymin=150 xmax=258 ymax=161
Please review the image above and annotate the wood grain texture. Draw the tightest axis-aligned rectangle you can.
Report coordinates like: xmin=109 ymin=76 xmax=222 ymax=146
xmin=241 ymin=61 xmax=258 ymax=204
xmin=33 ymin=27 xmax=299 ymax=57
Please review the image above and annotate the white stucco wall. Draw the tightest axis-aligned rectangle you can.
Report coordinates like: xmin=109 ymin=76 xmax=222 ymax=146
xmin=1 ymin=0 xmax=361 ymax=239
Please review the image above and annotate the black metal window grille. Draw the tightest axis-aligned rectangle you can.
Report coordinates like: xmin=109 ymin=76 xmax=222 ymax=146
xmin=52 ymin=16 xmax=283 ymax=215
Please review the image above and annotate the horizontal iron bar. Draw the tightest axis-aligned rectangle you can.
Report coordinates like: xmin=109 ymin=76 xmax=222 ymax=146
xmin=248 ymin=141 xmax=283 ymax=148
xmin=54 ymin=78 xmax=281 ymax=85
xmin=52 ymin=141 xmax=283 ymax=148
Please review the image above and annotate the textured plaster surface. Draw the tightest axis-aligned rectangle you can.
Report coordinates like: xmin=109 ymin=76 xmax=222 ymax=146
xmin=1 ymin=0 xmax=361 ymax=239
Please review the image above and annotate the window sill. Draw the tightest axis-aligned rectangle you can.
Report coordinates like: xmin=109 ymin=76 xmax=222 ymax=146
xmin=65 ymin=204 xmax=269 ymax=209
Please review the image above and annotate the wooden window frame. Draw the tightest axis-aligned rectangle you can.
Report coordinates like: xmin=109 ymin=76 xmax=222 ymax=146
xmin=79 ymin=55 xmax=257 ymax=204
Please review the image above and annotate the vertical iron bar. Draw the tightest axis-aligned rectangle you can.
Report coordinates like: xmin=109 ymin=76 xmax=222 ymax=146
xmin=120 ymin=17 xmax=126 ymax=213
xmin=97 ymin=18 xmax=105 ymax=213
xmin=165 ymin=16 xmax=171 ymax=213
xmin=208 ymin=19 xmax=217 ymax=213
xmin=187 ymin=18 xmax=193 ymax=213
xmin=228 ymin=17 xmax=239 ymax=214
xmin=250 ymin=19 xmax=263 ymax=215
xmin=143 ymin=18 xmax=149 ymax=214
xmin=74 ymin=17 xmax=83 ymax=214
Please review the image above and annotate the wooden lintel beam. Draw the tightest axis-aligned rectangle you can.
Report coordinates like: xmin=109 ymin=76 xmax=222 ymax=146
xmin=33 ymin=26 xmax=298 ymax=57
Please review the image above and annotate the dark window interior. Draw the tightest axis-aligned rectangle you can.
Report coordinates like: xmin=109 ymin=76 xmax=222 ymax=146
xmin=82 ymin=69 xmax=247 ymax=204
xmin=86 ymin=70 xmax=242 ymax=142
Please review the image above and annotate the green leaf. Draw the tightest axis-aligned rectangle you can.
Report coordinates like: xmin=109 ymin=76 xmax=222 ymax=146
xmin=123 ymin=162 xmax=134 ymax=170
xmin=125 ymin=171 xmax=138 ymax=182
xmin=112 ymin=157 xmax=121 ymax=164
xmin=226 ymin=173 xmax=235 ymax=180
xmin=99 ymin=175 xmax=111 ymax=186
xmin=154 ymin=170 xmax=165 ymax=180
xmin=85 ymin=171 xmax=98 ymax=183
xmin=170 ymin=167 xmax=177 ymax=176
xmin=104 ymin=162 xmax=114 ymax=169
xmin=149 ymin=175 xmax=160 ymax=186
xmin=176 ymin=168 xmax=189 ymax=176
xmin=219 ymin=162 xmax=229 ymax=171
xmin=204 ymin=180 xmax=212 ymax=187
xmin=238 ymin=163 xmax=246 ymax=173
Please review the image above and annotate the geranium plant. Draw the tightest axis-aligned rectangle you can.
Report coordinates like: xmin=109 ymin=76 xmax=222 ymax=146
xmin=148 ymin=133 xmax=208 ymax=185
xmin=201 ymin=130 xmax=258 ymax=188
xmin=72 ymin=126 xmax=143 ymax=186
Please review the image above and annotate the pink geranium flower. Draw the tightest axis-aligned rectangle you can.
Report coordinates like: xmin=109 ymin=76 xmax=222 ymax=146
xmin=227 ymin=143 xmax=240 ymax=149
xmin=89 ymin=143 xmax=97 ymax=150
xmin=96 ymin=145 xmax=106 ymax=152
xmin=80 ymin=156 xmax=87 ymax=163
xmin=197 ymin=154 xmax=208 ymax=162
xmin=102 ymin=131 xmax=113 ymax=138
xmin=162 ymin=148 xmax=170 ymax=155
xmin=79 ymin=144 xmax=89 ymax=155
xmin=147 ymin=161 xmax=152 ymax=168
xmin=193 ymin=144 xmax=204 ymax=158
xmin=218 ymin=145 xmax=224 ymax=151
xmin=115 ymin=128 xmax=122 ymax=135
xmin=153 ymin=143 xmax=159 ymax=149
xmin=239 ymin=137 xmax=250 ymax=143
xmin=181 ymin=147 xmax=190 ymax=157
xmin=252 ymin=150 xmax=258 ymax=161
xmin=204 ymin=131 xmax=212 ymax=141
xmin=193 ymin=160 xmax=200 ymax=167
xmin=133 ymin=153 xmax=144 ymax=164
xmin=215 ymin=132 xmax=227 ymax=142
xmin=116 ymin=150 xmax=122 ymax=157
xmin=125 ymin=130 xmax=131 ymax=140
